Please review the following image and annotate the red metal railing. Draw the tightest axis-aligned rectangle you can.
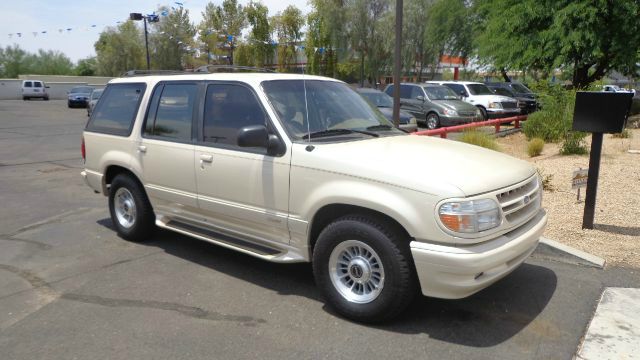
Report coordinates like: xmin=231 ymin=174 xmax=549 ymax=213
xmin=412 ymin=115 xmax=528 ymax=138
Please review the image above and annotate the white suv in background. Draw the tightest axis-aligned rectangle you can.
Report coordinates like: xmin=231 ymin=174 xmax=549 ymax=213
xmin=427 ymin=81 xmax=520 ymax=120
xmin=81 ymin=71 xmax=547 ymax=323
xmin=22 ymin=80 xmax=49 ymax=101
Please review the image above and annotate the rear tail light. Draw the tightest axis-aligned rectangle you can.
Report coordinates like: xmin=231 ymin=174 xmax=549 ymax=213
xmin=81 ymin=136 xmax=86 ymax=162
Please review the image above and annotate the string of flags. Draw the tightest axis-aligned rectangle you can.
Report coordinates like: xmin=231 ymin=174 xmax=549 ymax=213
xmin=7 ymin=2 xmax=186 ymax=39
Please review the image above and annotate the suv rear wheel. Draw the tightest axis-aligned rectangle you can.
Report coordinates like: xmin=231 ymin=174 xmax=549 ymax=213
xmin=312 ymin=214 xmax=417 ymax=323
xmin=108 ymin=174 xmax=155 ymax=242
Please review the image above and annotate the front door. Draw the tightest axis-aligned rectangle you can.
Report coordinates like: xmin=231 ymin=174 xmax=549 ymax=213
xmin=194 ymin=82 xmax=290 ymax=246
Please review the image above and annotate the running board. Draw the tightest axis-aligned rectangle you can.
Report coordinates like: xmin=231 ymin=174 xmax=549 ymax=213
xmin=156 ymin=218 xmax=306 ymax=263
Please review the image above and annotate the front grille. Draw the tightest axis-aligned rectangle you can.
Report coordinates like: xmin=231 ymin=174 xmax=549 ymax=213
xmin=459 ymin=111 xmax=477 ymax=117
xmin=500 ymin=101 xmax=518 ymax=109
xmin=495 ymin=176 xmax=540 ymax=225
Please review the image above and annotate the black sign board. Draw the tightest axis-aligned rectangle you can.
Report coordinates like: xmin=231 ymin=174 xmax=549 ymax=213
xmin=572 ymin=92 xmax=633 ymax=133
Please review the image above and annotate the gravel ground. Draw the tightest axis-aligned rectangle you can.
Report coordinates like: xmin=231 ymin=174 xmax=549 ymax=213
xmin=494 ymin=127 xmax=640 ymax=268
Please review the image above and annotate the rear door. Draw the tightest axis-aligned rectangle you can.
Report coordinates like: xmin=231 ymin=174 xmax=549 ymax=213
xmin=137 ymin=82 xmax=199 ymax=215
xmin=401 ymin=85 xmax=427 ymax=119
xmin=22 ymin=81 xmax=33 ymax=96
xmin=193 ymin=82 xmax=291 ymax=245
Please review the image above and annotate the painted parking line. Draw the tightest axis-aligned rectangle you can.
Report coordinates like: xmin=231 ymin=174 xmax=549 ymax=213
xmin=577 ymin=287 xmax=640 ymax=359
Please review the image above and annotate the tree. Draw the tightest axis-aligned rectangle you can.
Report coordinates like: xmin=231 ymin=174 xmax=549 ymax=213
xmin=246 ymin=1 xmax=272 ymax=67
xmin=305 ymin=0 xmax=347 ymax=77
xmin=150 ymin=7 xmax=196 ymax=70
xmin=0 ymin=45 xmax=28 ymax=78
xmin=272 ymin=5 xmax=304 ymax=72
xmin=402 ymin=0 xmax=433 ymax=81
xmin=475 ymin=0 xmax=640 ymax=88
xmin=75 ymin=57 xmax=97 ymax=76
xmin=94 ymin=21 xmax=146 ymax=76
xmin=199 ymin=0 xmax=247 ymax=65
xmin=26 ymin=49 xmax=74 ymax=75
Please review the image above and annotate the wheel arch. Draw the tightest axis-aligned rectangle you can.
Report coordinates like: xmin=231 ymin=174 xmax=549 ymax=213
xmin=308 ymin=203 xmax=412 ymax=259
xmin=102 ymin=165 xmax=144 ymax=196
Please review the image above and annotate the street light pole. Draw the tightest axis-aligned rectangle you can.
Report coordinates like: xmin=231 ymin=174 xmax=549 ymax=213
xmin=143 ymin=16 xmax=150 ymax=70
xmin=392 ymin=0 xmax=403 ymax=129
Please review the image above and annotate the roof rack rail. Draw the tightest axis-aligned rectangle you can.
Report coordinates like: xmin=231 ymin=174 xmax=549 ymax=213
xmin=121 ymin=69 xmax=192 ymax=77
xmin=194 ymin=65 xmax=275 ymax=73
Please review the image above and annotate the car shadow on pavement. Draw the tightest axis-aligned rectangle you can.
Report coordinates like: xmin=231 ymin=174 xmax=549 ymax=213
xmin=97 ymin=219 xmax=558 ymax=347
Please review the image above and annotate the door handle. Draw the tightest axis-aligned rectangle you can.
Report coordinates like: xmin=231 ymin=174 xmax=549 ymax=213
xmin=137 ymin=145 xmax=147 ymax=153
xmin=199 ymin=154 xmax=213 ymax=163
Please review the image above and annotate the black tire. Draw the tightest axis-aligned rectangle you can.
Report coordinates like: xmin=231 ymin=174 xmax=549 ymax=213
xmin=478 ymin=106 xmax=488 ymax=121
xmin=44 ymin=96 xmax=49 ymax=101
xmin=108 ymin=174 xmax=155 ymax=242
xmin=426 ymin=112 xmax=440 ymax=130
xmin=23 ymin=96 xmax=28 ymax=101
xmin=312 ymin=214 xmax=417 ymax=323
xmin=67 ymin=102 xmax=72 ymax=108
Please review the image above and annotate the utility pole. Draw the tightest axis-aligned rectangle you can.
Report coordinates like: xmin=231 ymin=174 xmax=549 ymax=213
xmin=143 ymin=17 xmax=150 ymax=70
xmin=392 ymin=0 xmax=403 ymax=129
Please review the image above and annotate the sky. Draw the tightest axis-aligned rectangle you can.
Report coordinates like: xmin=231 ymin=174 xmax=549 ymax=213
xmin=0 ymin=0 xmax=310 ymax=63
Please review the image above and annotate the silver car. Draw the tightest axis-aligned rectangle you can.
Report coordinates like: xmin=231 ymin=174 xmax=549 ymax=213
xmin=384 ymin=83 xmax=482 ymax=129
xmin=86 ymin=89 xmax=103 ymax=117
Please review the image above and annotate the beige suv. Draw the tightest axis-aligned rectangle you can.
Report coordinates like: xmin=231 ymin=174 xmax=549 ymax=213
xmin=81 ymin=72 xmax=547 ymax=323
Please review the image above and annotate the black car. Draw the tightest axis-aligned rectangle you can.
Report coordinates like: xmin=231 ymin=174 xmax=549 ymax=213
xmin=67 ymin=86 xmax=94 ymax=108
xmin=485 ymin=82 xmax=539 ymax=114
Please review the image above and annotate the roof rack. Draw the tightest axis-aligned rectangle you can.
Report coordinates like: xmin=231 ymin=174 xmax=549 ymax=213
xmin=121 ymin=69 xmax=192 ymax=77
xmin=194 ymin=65 xmax=275 ymax=73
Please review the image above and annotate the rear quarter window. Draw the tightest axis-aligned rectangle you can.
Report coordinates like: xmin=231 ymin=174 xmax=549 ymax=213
xmin=86 ymin=83 xmax=146 ymax=136
xmin=24 ymin=81 xmax=32 ymax=88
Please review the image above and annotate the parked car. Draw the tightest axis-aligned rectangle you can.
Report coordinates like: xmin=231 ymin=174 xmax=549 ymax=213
xmin=67 ymin=86 xmax=94 ymax=108
xmin=82 ymin=72 xmax=547 ymax=323
xmin=426 ymin=81 xmax=520 ymax=120
xmin=601 ymin=84 xmax=636 ymax=95
xmin=86 ymin=88 xmax=104 ymax=117
xmin=21 ymin=80 xmax=49 ymax=101
xmin=486 ymin=84 xmax=538 ymax=114
xmin=383 ymin=83 xmax=482 ymax=129
xmin=356 ymin=88 xmax=418 ymax=132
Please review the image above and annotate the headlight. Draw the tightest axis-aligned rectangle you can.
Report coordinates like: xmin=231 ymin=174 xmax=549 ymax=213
xmin=442 ymin=108 xmax=458 ymax=116
xmin=409 ymin=117 xmax=417 ymax=124
xmin=438 ymin=199 xmax=501 ymax=233
xmin=488 ymin=102 xmax=502 ymax=109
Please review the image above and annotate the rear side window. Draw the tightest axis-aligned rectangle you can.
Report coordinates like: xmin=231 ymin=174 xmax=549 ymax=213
xmin=34 ymin=82 xmax=42 ymax=88
xmin=86 ymin=83 xmax=146 ymax=136
xmin=444 ymin=83 xmax=467 ymax=96
xmin=143 ymin=83 xmax=197 ymax=142
xmin=24 ymin=81 xmax=32 ymax=88
xmin=384 ymin=85 xmax=394 ymax=96
xmin=400 ymin=85 xmax=413 ymax=99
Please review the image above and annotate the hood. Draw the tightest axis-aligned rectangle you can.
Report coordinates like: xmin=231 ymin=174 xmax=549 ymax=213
xmin=433 ymin=99 xmax=478 ymax=112
xmin=377 ymin=107 xmax=413 ymax=124
xmin=292 ymin=135 xmax=536 ymax=197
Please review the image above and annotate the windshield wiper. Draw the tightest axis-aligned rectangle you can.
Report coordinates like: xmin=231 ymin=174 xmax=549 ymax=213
xmin=366 ymin=124 xmax=394 ymax=131
xmin=302 ymin=128 xmax=378 ymax=139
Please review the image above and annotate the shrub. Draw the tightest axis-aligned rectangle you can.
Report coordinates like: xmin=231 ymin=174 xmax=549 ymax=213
xmin=631 ymin=98 xmax=640 ymax=116
xmin=522 ymin=82 xmax=576 ymax=142
xmin=527 ymin=138 xmax=545 ymax=157
xmin=560 ymin=131 xmax=588 ymax=155
xmin=459 ymin=130 xmax=500 ymax=151
xmin=536 ymin=168 xmax=555 ymax=192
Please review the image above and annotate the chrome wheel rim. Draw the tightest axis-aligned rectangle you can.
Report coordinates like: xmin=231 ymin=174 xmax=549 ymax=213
xmin=427 ymin=115 xmax=438 ymax=129
xmin=114 ymin=188 xmax=136 ymax=229
xmin=328 ymin=240 xmax=385 ymax=304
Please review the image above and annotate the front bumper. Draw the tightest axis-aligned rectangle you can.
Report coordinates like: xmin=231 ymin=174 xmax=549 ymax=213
xmin=487 ymin=108 xmax=520 ymax=118
xmin=440 ymin=115 xmax=479 ymax=126
xmin=410 ymin=209 xmax=547 ymax=299
xmin=68 ymin=99 xmax=88 ymax=107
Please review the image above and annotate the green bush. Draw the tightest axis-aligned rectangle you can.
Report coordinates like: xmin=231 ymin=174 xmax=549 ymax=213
xmin=527 ymin=138 xmax=545 ymax=157
xmin=459 ymin=130 xmax=500 ymax=151
xmin=522 ymin=82 xmax=576 ymax=142
xmin=631 ymin=98 xmax=640 ymax=116
xmin=560 ymin=131 xmax=588 ymax=155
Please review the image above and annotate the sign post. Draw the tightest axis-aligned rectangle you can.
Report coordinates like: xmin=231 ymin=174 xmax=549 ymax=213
xmin=572 ymin=92 xmax=633 ymax=229
xmin=572 ymin=168 xmax=588 ymax=202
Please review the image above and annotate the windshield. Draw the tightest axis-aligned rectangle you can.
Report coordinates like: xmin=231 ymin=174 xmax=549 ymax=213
xmin=263 ymin=80 xmax=401 ymax=141
xmin=424 ymin=86 xmax=459 ymax=100
xmin=359 ymin=91 xmax=393 ymax=108
xmin=467 ymin=84 xmax=494 ymax=95
xmin=71 ymin=86 xmax=93 ymax=94
xmin=510 ymin=83 xmax=532 ymax=94
xmin=492 ymin=87 xmax=515 ymax=97
xmin=91 ymin=90 xmax=103 ymax=100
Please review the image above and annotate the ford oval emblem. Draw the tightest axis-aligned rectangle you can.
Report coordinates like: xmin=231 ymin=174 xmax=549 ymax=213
xmin=523 ymin=195 xmax=530 ymax=204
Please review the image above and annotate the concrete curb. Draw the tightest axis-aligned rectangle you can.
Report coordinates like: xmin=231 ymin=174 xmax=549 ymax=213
xmin=532 ymin=237 xmax=605 ymax=269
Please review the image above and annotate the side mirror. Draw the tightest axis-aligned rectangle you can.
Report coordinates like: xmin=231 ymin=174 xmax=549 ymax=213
xmin=45 ymin=86 xmax=50 ymax=89
xmin=460 ymin=91 xmax=467 ymax=97
xmin=237 ymin=125 xmax=284 ymax=156
xmin=416 ymin=95 xmax=425 ymax=101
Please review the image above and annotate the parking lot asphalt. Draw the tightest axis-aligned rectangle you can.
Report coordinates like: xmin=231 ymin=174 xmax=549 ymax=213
xmin=1 ymin=100 xmax=639 ymax=360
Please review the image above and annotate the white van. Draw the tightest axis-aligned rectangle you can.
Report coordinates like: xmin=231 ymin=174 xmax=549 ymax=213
xmin=22 ymin=80 xmax=49 ymax=101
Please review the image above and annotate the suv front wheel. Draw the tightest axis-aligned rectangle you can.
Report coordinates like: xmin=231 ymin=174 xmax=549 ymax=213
xmin=312 ymin=214 xmax=417 ymax=323
xmin=108 ymin=174 xmax=155 ymax=242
